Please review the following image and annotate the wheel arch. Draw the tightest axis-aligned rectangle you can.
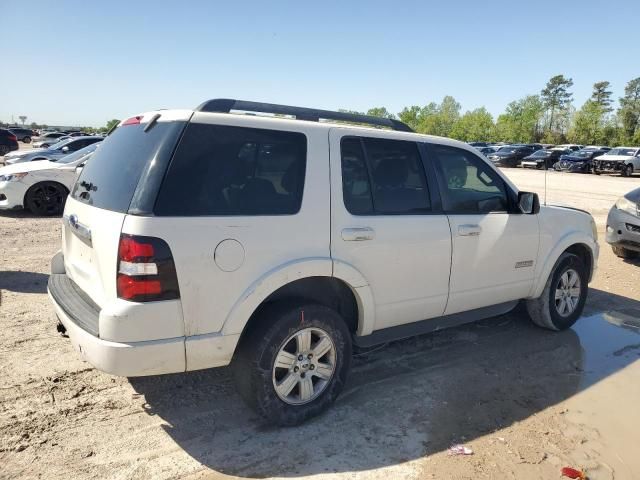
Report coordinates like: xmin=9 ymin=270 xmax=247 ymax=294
xmin=23 ymin=180 xmax=69 ymax=207
xmin=530 ymin=234 xmax=596 ymax=298
xmin=221 ymin=258 xmax=375 ymax=341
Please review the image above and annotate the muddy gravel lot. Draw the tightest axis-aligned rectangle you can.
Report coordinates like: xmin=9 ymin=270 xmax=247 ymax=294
xmin=1 ymin=168 xmax=640 ymax=480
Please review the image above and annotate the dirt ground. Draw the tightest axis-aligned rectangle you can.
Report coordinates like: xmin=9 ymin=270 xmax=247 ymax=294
xmin=1 ymin=167 xmax=640 ymax=480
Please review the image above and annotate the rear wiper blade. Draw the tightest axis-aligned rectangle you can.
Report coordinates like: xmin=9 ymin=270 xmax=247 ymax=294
xmin=144 ymin=113 xmax=161 ymax=132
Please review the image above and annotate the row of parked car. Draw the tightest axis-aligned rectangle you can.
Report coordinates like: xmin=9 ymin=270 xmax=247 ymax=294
xmin=0 ymin=136 xmax=101 ymax=214
xmin=470 ymin=142 xmax=640 ymax=176
xmin=0 ymin=127 xmax=102 ymax=156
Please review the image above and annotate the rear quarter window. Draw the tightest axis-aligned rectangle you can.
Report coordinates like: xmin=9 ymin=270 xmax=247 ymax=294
xmin=154 ymin=124 xmax=307 ymax=216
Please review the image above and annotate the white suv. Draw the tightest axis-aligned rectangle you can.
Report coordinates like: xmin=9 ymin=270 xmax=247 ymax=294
xmin=48 ymin=99 xmax=599 ymax=425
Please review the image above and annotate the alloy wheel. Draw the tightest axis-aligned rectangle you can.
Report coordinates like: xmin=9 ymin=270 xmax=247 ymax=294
xmin=554 ymin=268 xmax=581 ymax=317
xmin=272 ymin=327 xmax=336 ymax=405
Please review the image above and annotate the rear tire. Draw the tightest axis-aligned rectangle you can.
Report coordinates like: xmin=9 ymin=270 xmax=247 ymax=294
xmin=233 ymin=302 xmax=352 ymax=426
xmin=526 ymin=253 xmax=588 ymax=331
xmin=612 ymin=245 xmax=639 ymax=259
xmin=25 ymin=182 xmax=68 ymax=216
xmin=0 ymin=145 xmax=8 ymax=156
xmin=23 ymin=136 xmax=31 ymax=144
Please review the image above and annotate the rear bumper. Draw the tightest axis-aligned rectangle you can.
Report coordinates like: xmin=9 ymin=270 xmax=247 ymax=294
xmin=48 ymin=273 xmax=186 ymax=377
xmin=520 ymin=161 xmax=540 ymax=169
xmin=47 ymin=271 xmax=239 ymax=376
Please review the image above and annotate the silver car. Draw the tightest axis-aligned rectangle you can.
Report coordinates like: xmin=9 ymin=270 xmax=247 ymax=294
xmin=3 ymin=137 xmax=103 ymax=165
xmin=32 ymin=132 xmax=69 ymax=148
xmin=606 ymin=186 xmax=640 ymax=259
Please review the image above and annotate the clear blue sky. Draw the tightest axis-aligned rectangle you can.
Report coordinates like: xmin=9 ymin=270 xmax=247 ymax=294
xmin=1 ymin=0 xmax=638 ymax=127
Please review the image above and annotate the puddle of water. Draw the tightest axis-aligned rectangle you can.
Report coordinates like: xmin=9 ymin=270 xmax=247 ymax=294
xmin=572 ymin=309 xmax=640 ymax=389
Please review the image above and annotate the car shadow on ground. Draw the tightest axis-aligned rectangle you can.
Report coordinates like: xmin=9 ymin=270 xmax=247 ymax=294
xmin=129 ymin=289 xmax=640 ymax=478
xmin=0 ymin=209 xmax=62 ymax=219
xmin=0 ymin=271 xmax=49 ymax=294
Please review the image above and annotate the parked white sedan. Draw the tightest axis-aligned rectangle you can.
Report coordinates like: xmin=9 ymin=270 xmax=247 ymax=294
xmin=0 ymin=143 xmax=97 ymax=215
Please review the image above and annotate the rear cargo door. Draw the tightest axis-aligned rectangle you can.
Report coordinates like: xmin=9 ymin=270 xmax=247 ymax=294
xmin=63 ymin=115 xmax=189 ymax=307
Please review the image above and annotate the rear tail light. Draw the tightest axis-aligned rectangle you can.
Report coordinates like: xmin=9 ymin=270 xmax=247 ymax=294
xmin=117 ymin=234 xmax=180 ymax=302
xmin=8 ymin=134 xmax=17 ymax=141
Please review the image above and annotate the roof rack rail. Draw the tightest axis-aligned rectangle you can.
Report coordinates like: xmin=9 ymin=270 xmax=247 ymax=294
xmin=195 ymin=98 xmax=414 ymax=133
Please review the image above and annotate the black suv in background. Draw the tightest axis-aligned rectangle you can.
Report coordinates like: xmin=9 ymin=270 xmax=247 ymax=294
xmin=0 ymin=128 xmax=20 ymax=156
xmin=8 ymin=128 xmax=35 ymax=143
xmin=487 ymin=145 xmax=534 ymax=167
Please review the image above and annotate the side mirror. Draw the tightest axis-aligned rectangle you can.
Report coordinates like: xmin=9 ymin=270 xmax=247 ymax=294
xmin=61 ymin=146 xmax=69 ymax=153
xmin=518 ymin=191 xmax=540 ymax=214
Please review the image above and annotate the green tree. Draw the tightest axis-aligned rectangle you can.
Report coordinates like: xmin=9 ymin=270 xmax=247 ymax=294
xmin=414 ymin=96 xmax=461 ymax=137
xmin=449 ymin=107 xmax=494 ymax=142
xmin=591 ymin=81 xmax=614 ymax=113
xmin=366 ymin=107 xmax=395 ymax=119
xmin=541 ymin=75 xmax=574 ymax=138
xmin=618 ymin=77 xmax=640 ymax=143
xmin=397 ymin=105 xmax=423 ymax=131
xmin=494 ymin=95 xmax=544 ymax=143
xmin=569 ymin=100 xmax=605 ymax=144
xmin=103 ymin=119 xmax=120 ymax=133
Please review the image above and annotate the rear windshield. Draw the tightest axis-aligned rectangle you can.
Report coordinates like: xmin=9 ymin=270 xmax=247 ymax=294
xmin=71 ymin=122 xmax=184 ymax=212
xmin=154 ymin=124 xmax=307 ymax=216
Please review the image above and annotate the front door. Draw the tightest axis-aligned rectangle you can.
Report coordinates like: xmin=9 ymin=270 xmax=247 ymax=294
xmin=430 ymin=144 xmax=539 ymax=315
xmin=329 ymin=129 xmax=452 ymax=331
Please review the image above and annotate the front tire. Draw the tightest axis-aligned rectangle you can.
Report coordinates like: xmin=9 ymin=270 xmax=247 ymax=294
xmin=25 ymin=182 xmax=68 ymax=216
xmin=622 ymin=164 xmax=634 ymax=177
xmin=612 ymin=245 xmax=639 ymax=259
xmin=233 ymin=302 xmax=352 ymax=426
xmin=526 ymin=253 xmax=588 ymax=331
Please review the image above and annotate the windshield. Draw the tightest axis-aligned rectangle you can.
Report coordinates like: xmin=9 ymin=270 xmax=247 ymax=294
xmin=608 ymin=148 xmax=636 ymax=156
xmin=572 ymin=150 xmax=592 ymax=158
xmin=54 ymin=142 xmax=100 ymax=164
xmin=498 ymin=147 xmax=517 ymax=153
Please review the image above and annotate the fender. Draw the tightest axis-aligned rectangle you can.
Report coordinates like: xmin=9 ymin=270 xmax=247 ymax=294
xmin=529 ymin=230 xmax=597 ymax=299
xmin=221 ymin=257 xmax=375 ymax=337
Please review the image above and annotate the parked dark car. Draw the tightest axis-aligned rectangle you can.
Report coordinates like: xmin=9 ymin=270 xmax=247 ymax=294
xmin=468 ymin=141 xmax=489 ymax=147
xmin=0 ymin=128 xmax=19 ymax=157
xmin=526 ymin=143 xmax=544 ymax=151
xmin=521 ymin=148 xmax=568 ymax=169
xmin=555 ymin=148 xmax=610 ymax=173
xmin=476 ymin=146 xmax=498 ymax=156
xmin=8 ymin=128 xmax=36 ymax=144
xmin=487 ymin=145 xmax=534 ymax=167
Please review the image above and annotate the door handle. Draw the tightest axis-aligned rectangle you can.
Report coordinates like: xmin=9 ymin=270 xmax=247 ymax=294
xmin=458 ymin=224 xmax=482 ymax=236
xmin=342 ymin=227 xmax=375 ymax=241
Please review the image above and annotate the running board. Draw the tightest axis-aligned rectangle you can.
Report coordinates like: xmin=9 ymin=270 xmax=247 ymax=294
xmin=353 ymin=301 xmax=518 ymax=348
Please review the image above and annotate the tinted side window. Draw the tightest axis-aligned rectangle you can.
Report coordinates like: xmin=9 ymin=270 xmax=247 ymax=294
xmin=341 ymin=138 xmax=373 ymax=214
xmin=155 ymin=124 xmax=307 ymax=216
xmin=434 ymin=145 xmax=509 ymax=214
xmin=340 ymin=136 xmax=430 ymax=215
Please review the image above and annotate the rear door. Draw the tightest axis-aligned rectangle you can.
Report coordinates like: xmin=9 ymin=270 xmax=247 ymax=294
xmin=329 ymin=129 xmax=452 ymax=332
xmin=430 ymin=143 xmax=539 ymax=315
xmin=63 ymin=116 xmax=187 ymax=307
